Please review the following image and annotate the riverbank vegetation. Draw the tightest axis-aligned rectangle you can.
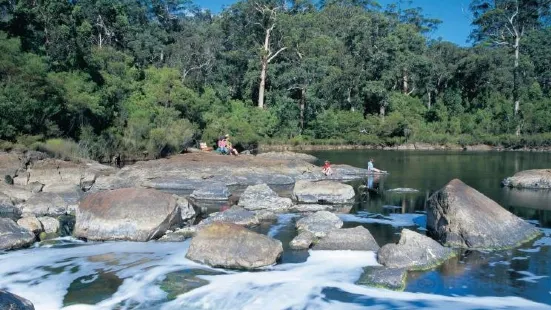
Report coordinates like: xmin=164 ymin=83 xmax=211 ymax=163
xmin=1 ymin=0 xmax=550 ymax=160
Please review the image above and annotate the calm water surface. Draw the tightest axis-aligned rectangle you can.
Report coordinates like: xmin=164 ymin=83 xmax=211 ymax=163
xmin=0 ymin=150 xmax=550 ymax=309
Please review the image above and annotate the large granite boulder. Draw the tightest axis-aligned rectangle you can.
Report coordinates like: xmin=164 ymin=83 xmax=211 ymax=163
xmin=18 ymin=192 xmax=70 ymax=217
xmin=190 ymin=183 xmax=230 ymax=201
xmin=313 ymin=226 xmax=379 ymax=251
xmin=0 ymin=152 xmax=22 ymax=180
xmin=296 ymin=211 xmax=343 ymax=237
xmin=0 ymin=218 xmax=35 ymax=250
xmin=0 ymin=184 xmax=33 ymax=204
xmin=74 ymin=188 xmax=195 ymax=241
xmin=502 ymin=169 xmax=551 ymax=189
xmin=293 ymin=180 xmax=355 ymax=204
xmin=357 ymin=267 xmax=407 ymax=291
xmin=199 ymin=206 xmax=260 ymax=227
xmin=427 ymin=179 xmax=541 ymax=249
xmin=377 ymin=229 xmax=455 ymax=270
xmin=17 ymin=216 xmax=43 ymax=235
xmin=238 ymin=184 xmax=293 ymax=212
xmin=0 ymin=290 xmax=35 ymax=310
xmin=256 ymin=151 xmax=318 ymax=163
xmin=186 ymin=222 xmax=283 ymax=269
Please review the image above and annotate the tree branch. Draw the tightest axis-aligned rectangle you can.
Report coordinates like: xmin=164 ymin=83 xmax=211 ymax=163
xmin=267 ymin=47 xmax=287 ymax=63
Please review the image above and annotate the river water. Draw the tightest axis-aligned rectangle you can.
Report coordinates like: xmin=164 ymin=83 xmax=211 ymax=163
xmin=1 ymin=150 xmax=550 ymax=310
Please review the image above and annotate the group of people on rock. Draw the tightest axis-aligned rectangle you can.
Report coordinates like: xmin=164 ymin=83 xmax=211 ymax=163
xmin=217 ymin=134 xmax=239 ymax=156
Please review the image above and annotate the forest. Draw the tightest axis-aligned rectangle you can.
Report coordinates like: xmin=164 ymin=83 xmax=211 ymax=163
xmin=0 ymin=0 xmax=550 ymax=160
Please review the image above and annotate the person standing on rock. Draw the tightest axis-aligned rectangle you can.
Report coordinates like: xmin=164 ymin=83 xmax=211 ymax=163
xmin=367 ymin=159 xmax=386 ymax=174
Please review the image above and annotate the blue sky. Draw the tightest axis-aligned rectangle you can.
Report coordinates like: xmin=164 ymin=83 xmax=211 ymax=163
xmin=195 ymin=0 xmax=473 ymax=46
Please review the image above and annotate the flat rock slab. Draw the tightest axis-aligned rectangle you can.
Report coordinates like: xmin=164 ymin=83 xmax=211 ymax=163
xmin=296 ymin=211 xmax=343 ymax=237
xmin=186 ymin=222 xmax=283 ymax=269
xmin=290 ymin=204 xmax=335 ymax=213
xmin=356 ymin=267 xmax=407 ymax=291
xmin=0 ymin=290 xmax=35 ymax=310
xmin=200 ymin=206 xmax=260 ymax=227
xmin=238 ymin=184 xmax=293 ymax=212
xmin=0 ymin=218 xmax=35 ymax=250
xmin=293 ymin=180 xmax=355 ymax=204
xmin=377 ymin=229 xmax=455 ymax=270
xmin=427 ymin=179 xmax=541 ymax=249
xmin=74 ymin=188 xmax=194 ymax=241
xmin=387 ymin=188 xmax=419 ymax=193
xmin=502 ymin=169 xmax=551 ymax=189
xmin=313 ymin=226 xmax=379 ymax=251
xmin=289 ymin=231 xmax=315 ymax=250
xmin=256 ymin=151 xmax=318 ymax=163
xmin=18 ymin=192 xmax=70 ymax=217
xmin=190 ymin=183 xmax=230 ymax=201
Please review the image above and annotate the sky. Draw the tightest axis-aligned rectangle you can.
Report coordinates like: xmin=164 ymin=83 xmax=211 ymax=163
xmin=195 ymin=0 xmax=474 ymax=46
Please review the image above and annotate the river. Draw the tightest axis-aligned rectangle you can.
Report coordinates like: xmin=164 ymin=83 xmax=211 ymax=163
xmin=1 ymin=150 xmax=550 ymax=309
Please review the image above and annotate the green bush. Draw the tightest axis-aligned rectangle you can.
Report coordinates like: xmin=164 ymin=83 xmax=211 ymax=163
xmin=36 ymin=139 xmax=82 ymax=160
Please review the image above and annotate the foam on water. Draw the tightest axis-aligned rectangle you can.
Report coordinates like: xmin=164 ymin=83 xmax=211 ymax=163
xmin=1 ymin=240 xmax=550 ymax=310
xmin=339 ymin=212 xmax=425 ymax=228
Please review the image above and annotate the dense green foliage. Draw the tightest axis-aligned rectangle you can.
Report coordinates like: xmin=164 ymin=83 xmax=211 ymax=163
xmin=0 ymin=0 xmax=550 ymax=160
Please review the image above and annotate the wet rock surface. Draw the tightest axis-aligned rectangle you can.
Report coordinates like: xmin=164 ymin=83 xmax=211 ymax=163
xmin=74 ymin=188 xmax=194 ymax=241
xmin=296 ymin=211 xmax=343 ymax=237
xmin=238 ymin=184 xmax=293 ymax=212
xmin=427 ymin=179 xmax=541 ymax=249
xmin=186 ymin=222 xmax=283 ymax=269
xmin=190 ymin=183 xmax=230 ymax=201
xmin=377 ymin=229 xmax=455 ymax=270
xmin=356 ymin=267 xmax=407 ymax=291
xmin=199 ymin=206 xmax=260 ymax=227
xmin=16 ymin=216 xmax=43 ymax=235
xmin=502 ymin=169 xmax=551 ymax=189
xmin=313 ymin=226 xmax=379 ymax=251
xmin=293 ymin=180 xmax=355 ymax=204
xmin=256 ymin=151 xmax=319 ymax=163
xmin=0 ymin=218 xmax=35 ymax=250
xmin=289 ymin=231 xmax=315 ymax=250
xmin=0 ymin=290 xmax=35 ymax=310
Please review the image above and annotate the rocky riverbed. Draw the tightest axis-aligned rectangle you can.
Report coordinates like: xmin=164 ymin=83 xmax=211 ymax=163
xmin=0 ymin=150 xmax=550 ymax=309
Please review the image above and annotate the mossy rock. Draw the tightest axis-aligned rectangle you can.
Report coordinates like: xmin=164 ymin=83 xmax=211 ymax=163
xmin=356 ymin=267 xmax=407 ymax=291
xmin=160 ymin=269 xmax=222 ymax=300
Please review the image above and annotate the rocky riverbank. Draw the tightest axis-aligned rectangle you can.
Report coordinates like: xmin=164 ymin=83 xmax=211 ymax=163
xmin=259 ymin=143 xmax=551 ymax=152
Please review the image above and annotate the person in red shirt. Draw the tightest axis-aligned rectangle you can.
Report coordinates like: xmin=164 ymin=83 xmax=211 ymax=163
xmin=322 ymin=160 xmax=333 ymax=176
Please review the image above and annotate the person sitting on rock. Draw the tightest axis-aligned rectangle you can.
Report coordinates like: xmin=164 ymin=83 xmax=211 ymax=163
xmin=322 ymin=160 xmax=333 ymax=176
xmin=224 ymin=134 xmax=239 ymax=156
xmin=367 ymin=158 xmax=386 ymax=174
xmin=217 ymin=136 xmax=229 ymax=154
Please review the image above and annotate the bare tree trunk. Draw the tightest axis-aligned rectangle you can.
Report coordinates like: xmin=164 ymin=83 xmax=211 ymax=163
xmin=514 ymin=35 xmax=521 ymax=136
xmin=380 ymin=104 xmax=386 ymax=120
xmin=300 ymin=87 xmax=306 ymax=132
xmin=402 ymin=68 xmax=408 ymax=94
xmin=258 ymin=56 xmax=268 ymax=109
xmin=427 ymin=90 xmax=431 ymax=110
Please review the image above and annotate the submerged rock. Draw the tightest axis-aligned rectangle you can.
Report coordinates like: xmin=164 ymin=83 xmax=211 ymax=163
xmin=160 ymin=269 xmax=223 ymax=300
xmin=256 ymin=151 xmax=318 ymax=163
xmin=295 ymin=211 xmax=343 ymax=237
xmin=200 ymin=206 xmax=260 ymax=227
xmin=186 ymin=222 xmax=283 ymax=269
xmin=427 ymin=179 xmax=541 ymax=249
xmin=356 ymin=267 xmax=407 ymax=291
xmin=502 ymin=169 xmax=551 ymax=189
xmin=313 ymin=226 xmax=379 ymax=251
xmin=159 ymin=226 xmax=198 ymax=242
xmin=190 ymin=183 xmax=230 ymax=201
xmin=293 ymin=180 xmax=355 ymax=204
xmin=387 ymin=188 xmax=419 ymax=193
xmin=0 ymin=290 xmax=35 ymax=310
xmin=289 ymin=231 xmax=315 ymax=250
xmin=0 ymin=218 xmax=35 ymax=250
xmin=238 ymin=184 xmax=293 ymax=212
xmin=74 ymin=188 xmax=195 ymax=241
xmin=16 ymin=216 xmax=43 ymax=235
xmin=377 ymin=229 xmax=455 ymax=270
